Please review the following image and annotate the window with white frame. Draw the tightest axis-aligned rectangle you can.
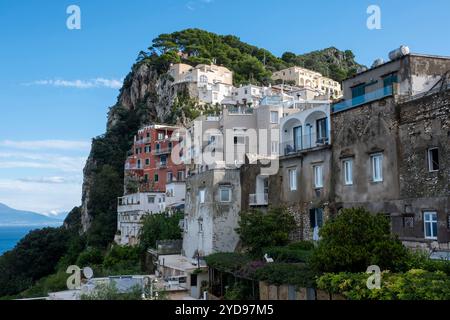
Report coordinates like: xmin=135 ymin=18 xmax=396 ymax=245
xmin=288 ymin=169 xmax=297 ymax=191
xmin=219 ymin=188 xmax=231 ymax=202
xmin=270 ymin=111 xmax=279 ymax=124
xmin=271 ymin=141 xmax=279 ymax=155
xmin=371 ymin=153 xmax=383 ymax=182
xmin=167 ymin=172 xmax=173 ymax=182
xmin=200 ymin=75 xmax=208 ymax=83
xmin=199 ymin=189 xmax=205 ymax=204
xmin=424 ymin=211 xmax=438 ymax=239
xmin=157 ymin=132 xmax=164 ymax=140
xmin=427 ymin=148 xmax=439 ymax=172
xmin=343 ymin=159 xmax=353 ymax=185
xmin=314 ymin=165 xmax=323 ymax=189
xmin=148 ymin=196 xmax=155 ymax=204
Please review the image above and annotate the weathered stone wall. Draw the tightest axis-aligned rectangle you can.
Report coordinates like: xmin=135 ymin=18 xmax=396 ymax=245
xmin=182 ymin=169 xmax=241 ymax=258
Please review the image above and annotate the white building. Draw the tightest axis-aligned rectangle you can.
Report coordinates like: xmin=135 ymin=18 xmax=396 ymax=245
xmin=169 ymin=63 xmax=234 ymax=105
xmin=272 ymin=66 xmax=342 ymax=98
xmin=115 ymin=192 xmax=166 ymax=246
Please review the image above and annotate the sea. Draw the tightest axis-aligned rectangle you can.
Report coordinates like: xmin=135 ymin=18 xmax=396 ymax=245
xmin=0 ymin=226 xmax=51 ymax=256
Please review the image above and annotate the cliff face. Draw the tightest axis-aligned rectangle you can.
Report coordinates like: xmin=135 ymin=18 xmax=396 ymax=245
xmin=78 ymin=61 xmax=190 ymax=233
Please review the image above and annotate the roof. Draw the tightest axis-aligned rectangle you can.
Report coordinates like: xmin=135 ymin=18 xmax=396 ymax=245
xmin=344 ymin=52 xmax=450 ymax=82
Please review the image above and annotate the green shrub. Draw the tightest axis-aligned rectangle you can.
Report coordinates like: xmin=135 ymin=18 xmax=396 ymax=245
xmin=264 ymin=247 xmax=312 ymax=263
xmin=205 ymin=253 xmax=252 ymax=274
xmin=254 ymin=263 xmax=317 ymax=288
xmin=80 ymin=282 xmax=142 ymax=300
xmin=317 ymin=269 xmax=450 ymax=300
xmin=76 ymin=248 xmax=104 ymax=267
xmin=19 ymin=271 xmax=68 ymax=298
xmin=236 ymin=207 xmax=297 ymax=258
xmin=310 ymin=208 xmax=410 ymax=273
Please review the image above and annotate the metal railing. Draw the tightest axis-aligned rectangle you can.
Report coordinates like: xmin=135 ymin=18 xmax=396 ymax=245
xmin=153 ymin=147 xmax=172 ymax=155
xmin=226 ymin=105 xmax=254 ymax=115
xmin=281 ymin=131 xmax=330 ymax=156
xmin=249 ymin=193 xmax=268 ymax=206
xmin=332 ymin=86 xmax=393 ymax=113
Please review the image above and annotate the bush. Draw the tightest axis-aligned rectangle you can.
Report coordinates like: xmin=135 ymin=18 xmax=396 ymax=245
xmin=310 ymin=208 xmax=410 ymax=273
xmin=236 ymin=207 xmax=297 ymax=258
xmin=139 ymin=212 xmax=183 ymax=251
xmin=80 ymin=282 xmax=143 ymax=300
xmin=317 ymin=269 xmax=450 ymax=300
xmin=19 ymin=271 xmax=68 ymax=298
xmin=76 ymin=248 xmax=104 ymax=267
xmin=255 ymin=263 xmax=317 ymax=288
xmin=205 ymin=253 xmax=252 ymax=274
xmin=102 ymin=246 xmax=141 ymax=276
xmin=264 ymin=247 xmax=312 ymax=263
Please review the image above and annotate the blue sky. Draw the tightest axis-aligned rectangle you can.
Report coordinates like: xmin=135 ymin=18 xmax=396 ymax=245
xmin=0 ymin=0 xmax=449 ymax=214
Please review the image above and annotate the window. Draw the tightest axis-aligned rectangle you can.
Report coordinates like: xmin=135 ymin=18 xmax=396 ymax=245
xmin=270 ymin=111 xmax=279 ymax=124
xmin=135 ymin=148 xmax=139 ymax=155
xmin=316 ymin=118 xmax=328 ymax=143
xmin=167 ymin=172 xmax=173 ymax=182
xmin=154 ymin=174 xmax=159 ymax=182
xmin=382 ymin=73 xmax=398 ymax=90
xmin=234 ymin=135 xmax=245 ymax=145
xmin=310 ymin=208 xmax=324 ymax=228
xmin=271 ymin=141 xmax=279 ymax=155
xmin=200 ymin=75 xmax=208 ymax=83
xmin=145 ymin=158 xmax=150 ymax=166
xmin=177 ymin=171 xmax=184 ymax=181
xmin=148 ymin=196 xmax=155 ymax=204
xmin=314 ymin=165 xmax=323 ymax=189
xmin=190 ymin=274 xmax=198 ymax=287
xmin=144 ymin=174 xmax=149 ymax=182
xmin=343 ymin=159 xmax=353 ymax=185
xmin=428 ymin=148 xmax=439 ymax=172
xmin=199 ymin=189 xmax=205 ymax=204
xmin=137 ymin=159 xmax=142 ymax=169
xmin=198 ymin=219 xmax=203 ymax=233
xmin=371 ymin=153 xmax=383 ymax=182
xmin=351 ymin=83 xmax=366 ymax=99
xmin=424 ymin=211 xmax=438 ymax=239
xmin=220 ymin=188 xmax=231 ymax=202
xmin=289 ymin=169 xmax=297 ymax=191
xmin=157 ymin=132 xmax=164 ymax=140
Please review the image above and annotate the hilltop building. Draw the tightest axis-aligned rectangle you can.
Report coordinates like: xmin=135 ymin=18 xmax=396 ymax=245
xmin=272 ymin=66 xmax=342 ymax=98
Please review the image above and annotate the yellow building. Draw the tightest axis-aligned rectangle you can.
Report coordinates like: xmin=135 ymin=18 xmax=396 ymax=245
xmin=272 ymin=66 xmax=342 ymax=98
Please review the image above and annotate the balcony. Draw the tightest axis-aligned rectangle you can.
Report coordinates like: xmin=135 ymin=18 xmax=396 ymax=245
xmin=157 ymin=162 xmax=167 ymax=169
xmin=153 ymin=147 xmax=172 ymax=156
xmin=226 ymin=105 xmax=254 ymax=115
xmin=332 ymin=86 xmax=393 ymax=113
xmin=135 ymin=137 xmax=151 ymax=145
xmin=281 ymin=132 xmax=330 ymax=156
xmin=249 ymin=193 xmax=268 ymax=206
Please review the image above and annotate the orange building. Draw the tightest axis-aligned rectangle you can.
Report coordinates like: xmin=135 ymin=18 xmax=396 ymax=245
xmin=125 ymin=125 xmax=186 ymax=193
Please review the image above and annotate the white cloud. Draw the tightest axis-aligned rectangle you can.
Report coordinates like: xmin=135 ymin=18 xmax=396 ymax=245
xmin=24 ymin=78 xmax=123 ymax=89
xmin=0 ymin=153 xmax=86 ymax=172
xmin=0 ymin=139 xmax=90 ymax=151
xmin=18 ymin=176 xmax=82 ymax=184
xmin=0 ymin=179 xmax=81 ymax=214
xmin=186 ymin=0 xmax=214 ymax=10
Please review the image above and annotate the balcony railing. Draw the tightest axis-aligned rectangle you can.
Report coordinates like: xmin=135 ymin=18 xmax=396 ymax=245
xmin=135 ymin=137 xmax=151 ymax=145
xmin=153 ymin=147 xmax=172 ymax=155
xmin=281 ymin=131 xmax=330 ymax=156
xmin=332 ymin=85 xmax=393 ymax=113
xmin=226 ymin=106 xmax=254 ymax=115
xmin=249 ymin=193 xmax=268 ymax=206
xmin=157 ymin=162 xmax=167 ymax=169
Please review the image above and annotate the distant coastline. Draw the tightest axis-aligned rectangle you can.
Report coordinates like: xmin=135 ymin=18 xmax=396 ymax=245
xmin=0 ymin=224 xmax=63 ymax=255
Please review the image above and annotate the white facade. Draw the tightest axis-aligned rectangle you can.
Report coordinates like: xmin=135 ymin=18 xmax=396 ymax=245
xmin=165 ymin=182 xmax=186 ymax=209
xmin=272 ymin=66 xmax=342 ymax=98
xmin=115 ymin=192 xmax=166 ymax=246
